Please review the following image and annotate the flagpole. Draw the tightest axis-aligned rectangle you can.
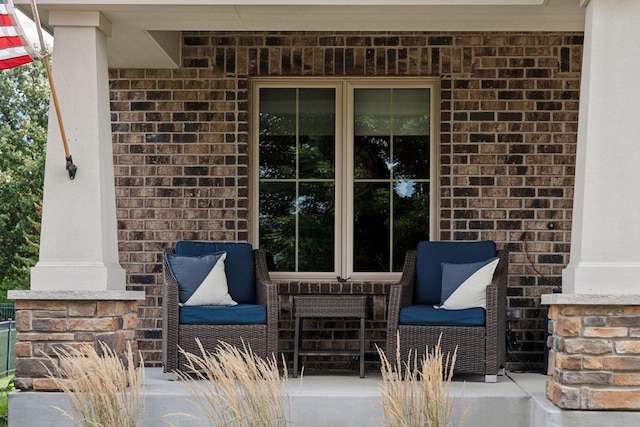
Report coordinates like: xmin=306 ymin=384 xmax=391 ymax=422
xmin=29 ymin=0 xmax=77 ymax=179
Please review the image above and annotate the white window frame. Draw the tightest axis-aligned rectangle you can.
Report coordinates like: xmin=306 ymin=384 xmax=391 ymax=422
xmin=250 ymin=77 xmax=440 ymax=282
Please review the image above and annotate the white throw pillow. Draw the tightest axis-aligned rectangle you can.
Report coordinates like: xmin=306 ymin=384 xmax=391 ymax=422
xmin=438 ymin=257 xmax=500 ymax=310
xmin=183 ymin=252 xmax=237 ymax=306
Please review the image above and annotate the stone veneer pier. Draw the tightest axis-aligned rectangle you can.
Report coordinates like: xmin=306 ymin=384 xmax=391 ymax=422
xmin=543 ymin=293 xmax=640 ymax=410
xmin=8 ymin=290 xmax=145 ymax=391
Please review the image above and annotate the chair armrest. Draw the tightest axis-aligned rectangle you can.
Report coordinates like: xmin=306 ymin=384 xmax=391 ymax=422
xmin=254 ymin=248 xmax=279 ymax=356
xmin=162 ymin=247 xmax=180 ymax=372
xmin=485 ymin=249 xmax=508 ymax=373
xmin=386 ymin=250 xmax=416 ymax=356
xmin=254 ymin=249 xmax=276 ymax=306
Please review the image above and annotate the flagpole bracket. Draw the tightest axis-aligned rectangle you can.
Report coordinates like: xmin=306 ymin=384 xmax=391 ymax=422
xmin=66 ymin=156 xmax=77 ymax=180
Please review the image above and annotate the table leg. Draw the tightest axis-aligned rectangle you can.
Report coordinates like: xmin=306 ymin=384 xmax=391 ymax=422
xmin=293 ymin=316 xmax=301 ymax=378
xmin=360 ymin=316 xmax=365 ymax=378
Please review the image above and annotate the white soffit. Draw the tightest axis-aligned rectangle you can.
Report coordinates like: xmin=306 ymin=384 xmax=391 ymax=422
xmin=107 ymin=27 xmax=181 ymax=68
xmin=15 ymin=0 xmax=585 ymax=68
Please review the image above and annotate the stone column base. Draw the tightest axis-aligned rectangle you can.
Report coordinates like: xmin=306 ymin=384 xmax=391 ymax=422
xmin=542 ymin=294 xmax=640 ymax=410
xmin=8 ymin=290 xmax=145 ymax=391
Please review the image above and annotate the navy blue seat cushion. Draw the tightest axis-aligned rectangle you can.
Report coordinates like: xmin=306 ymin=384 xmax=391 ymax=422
xmin=180 ymin=304 xmax=267 ymax=325
xmin=399 ymin=305 xmax=486 ymax=327
xmin=175 ymin=241 xmax=256 ymax=304
xmin=414 ymin=241 xmax=497 ymax=305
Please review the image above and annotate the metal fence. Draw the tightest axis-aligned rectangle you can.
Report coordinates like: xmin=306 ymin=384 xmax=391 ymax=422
xmin=0 ymin=304 xmax=14 ymax=323
xmin=0 ymin=321 xmax=15 ymax=377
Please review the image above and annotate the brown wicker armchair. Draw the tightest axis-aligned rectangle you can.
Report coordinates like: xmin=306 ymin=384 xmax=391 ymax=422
xmin=386 ymin=241 xmax=508 ymax=382
xmin=162 ymin=241 xmax=278 ymax=376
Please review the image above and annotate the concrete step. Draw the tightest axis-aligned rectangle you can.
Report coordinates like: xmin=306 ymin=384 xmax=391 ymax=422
xmin=9 ymin=369 xmax=640 ymax=426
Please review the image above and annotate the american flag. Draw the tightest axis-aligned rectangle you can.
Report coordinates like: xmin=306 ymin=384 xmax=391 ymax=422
xmin=0 ymin=0 xmax=39 ymax=70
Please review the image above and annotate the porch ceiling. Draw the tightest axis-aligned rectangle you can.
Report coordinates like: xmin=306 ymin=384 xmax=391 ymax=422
xmin=15 ymin=0 xmax=585 ymax=68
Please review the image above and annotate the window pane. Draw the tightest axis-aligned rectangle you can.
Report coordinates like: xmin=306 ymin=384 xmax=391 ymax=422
xmin=353 ymin=182 xmax=390 ymax=272
xmin=394 ymin=135 xmax=430 ymax=180
xmin=354 ymin=89 xmax=391 ymax=136
xmin=354 ymin=136 xmax=391 ymax=180
xmin=259 ymin=88 xmax=296 ymax=179
xmin=391 ymin=89 xmax=430 ymax=136
xmin=353 ymin=87 xmax=431 ymax=273
xmin=393 ymin=89 xmax=430 ymax=180
xmin=298 ymin=182 xmax=335 ymax=272
xmin=259 ymin=182 xmax=296 ymax=271
xmin=299 ymin=88 xmax=335 ymax=180
xmin=258 ymin=87 xmax=336 ymax=273
xmin=393 ymin=181 xmax=430 ymax=271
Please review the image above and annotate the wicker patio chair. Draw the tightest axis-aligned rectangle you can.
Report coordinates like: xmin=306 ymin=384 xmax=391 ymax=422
xmin=162 ymin=241 xmax=278 ymax=376
xmin=386 ymin=241 xmax=508 ymax=382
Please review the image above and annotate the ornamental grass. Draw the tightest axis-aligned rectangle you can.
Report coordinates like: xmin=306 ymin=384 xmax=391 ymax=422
xmin=376 ymin=334 xmax=470 ymax=427
xmin=175 ymin=339 xmax=289 ymax=427
xmin=46 ymin=341 xmax=144 ymax=427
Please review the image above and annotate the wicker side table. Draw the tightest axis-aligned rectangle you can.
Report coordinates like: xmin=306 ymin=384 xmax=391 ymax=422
xmin=293 ymin=295 xmax=369 ymax=378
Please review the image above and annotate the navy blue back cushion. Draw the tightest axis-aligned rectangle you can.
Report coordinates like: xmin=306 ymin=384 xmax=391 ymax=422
xmin=175 ymin=241 xmax=256 ymax=304
xmin=414 ymin=241 xmax=497 ymax=305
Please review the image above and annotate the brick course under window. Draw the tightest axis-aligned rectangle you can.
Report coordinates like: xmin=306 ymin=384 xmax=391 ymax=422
xmin=110 ymin=31 xmax=582 ymax=371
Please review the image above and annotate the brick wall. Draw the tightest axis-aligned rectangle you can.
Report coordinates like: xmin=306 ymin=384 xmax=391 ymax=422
xmin=109 ymin=31 xmax=582 ymax=370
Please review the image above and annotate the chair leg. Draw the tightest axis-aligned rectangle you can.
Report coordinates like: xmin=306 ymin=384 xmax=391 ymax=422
xmin=293 ymin=316 xmax=301 ymax=378
xmin=359 ymin=317 xmax=365 ymax=378
xmin=484 ymin=374 xmax=498 ymax=383
xmin=165 ymin=372 xmax=179 ymax=381
xmin=498 ymin=367 xmax=506 ymax=376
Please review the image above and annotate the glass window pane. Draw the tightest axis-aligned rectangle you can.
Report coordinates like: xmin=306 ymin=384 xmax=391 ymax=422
xmin=394 ymin=135 xmax=430 ymax=180
xmin=354 ymin=89 xmax=391 ymax=136
xmin=259 ymin=88 xmax=296 ymax=179
xmin=392 ymin=89 xmax=430 ymax=136
xmin=298 ymin=182 xmax=335 ymax=272
xmin=354 ymin=135 xmax=391 ymax=180
xmin=258 ymin=86 xmax=336 ymax=274
xmin=259 ymin=182 xmax=296 ymax=271
xmin=353 ymin=87 xmax=431 ymax=273
xmin=393 ymin=181 xmax=430 ymax=271
xmin=353 ymin=182 xmax=390 ymax=272
xmin=299 ymin=88 xmax=335 ymax=180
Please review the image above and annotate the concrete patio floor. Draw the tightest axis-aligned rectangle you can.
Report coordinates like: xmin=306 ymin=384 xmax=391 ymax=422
xmin=9 ymin=368 xmax=640 ymax=426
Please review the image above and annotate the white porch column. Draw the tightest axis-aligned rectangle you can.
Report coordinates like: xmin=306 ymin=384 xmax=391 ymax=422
xmin=562 ymin=0 xmax=640 ymax=294
xmin=29 ymin=11 xmax=125 ymax=291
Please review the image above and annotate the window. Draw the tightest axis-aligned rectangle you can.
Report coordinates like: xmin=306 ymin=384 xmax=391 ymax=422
xmin=251 ymin=78 xmax=439 ymax=281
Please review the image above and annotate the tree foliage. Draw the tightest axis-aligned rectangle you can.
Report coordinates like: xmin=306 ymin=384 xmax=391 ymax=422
xmin=0 ymin=59 xmax=49 ymax=300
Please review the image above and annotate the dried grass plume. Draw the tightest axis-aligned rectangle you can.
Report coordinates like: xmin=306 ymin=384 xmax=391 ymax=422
xmin=376 ymin=333 xmax=470 ymax=427
xmin=174 ymin=339 xmax=289 ymax=427
xmin=45 ymin=341 xmax=145 ymax=427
